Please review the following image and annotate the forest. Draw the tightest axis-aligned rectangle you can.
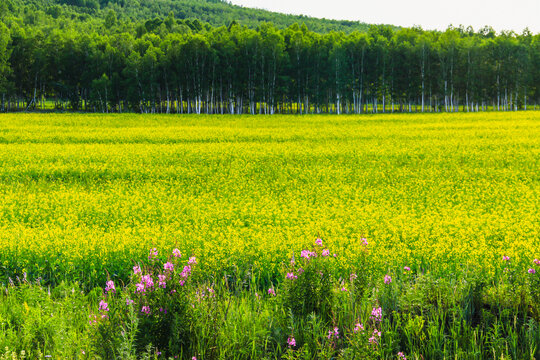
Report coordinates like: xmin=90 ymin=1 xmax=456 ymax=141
xmin=0 ymin=0 xmax=539 ymax=114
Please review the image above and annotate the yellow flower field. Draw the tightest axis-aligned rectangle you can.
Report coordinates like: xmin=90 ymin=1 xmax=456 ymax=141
xmin=0 ymin=112 xmax=539 ymax=285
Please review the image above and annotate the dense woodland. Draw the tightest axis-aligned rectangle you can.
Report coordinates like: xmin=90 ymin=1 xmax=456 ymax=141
xmin=0 ymin=0 xmax=539 ymax=114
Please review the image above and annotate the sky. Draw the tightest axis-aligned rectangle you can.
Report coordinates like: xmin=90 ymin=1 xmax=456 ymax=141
xmin=228 ymin=0 xmax=540 ymax=33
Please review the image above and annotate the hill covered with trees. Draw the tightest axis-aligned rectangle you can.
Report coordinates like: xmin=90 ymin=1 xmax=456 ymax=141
xmin=0 ymin=0 xmax=539 ymax=113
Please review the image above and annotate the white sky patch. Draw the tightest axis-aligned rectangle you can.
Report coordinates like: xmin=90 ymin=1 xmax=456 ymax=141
xmin=228 ymin=0 xmax=540 ymax=33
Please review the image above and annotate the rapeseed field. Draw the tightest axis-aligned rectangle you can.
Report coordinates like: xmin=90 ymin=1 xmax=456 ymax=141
xmin=0 ymin=112 xmax=539 ymax=286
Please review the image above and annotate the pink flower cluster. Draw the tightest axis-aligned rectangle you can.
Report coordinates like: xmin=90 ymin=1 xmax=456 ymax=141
xmin=141 ymin=306 xmax=151 ymax=315
xmin=286 ymin=272 xmax=298 ymax=280
xmin=287 ymin=336 xmax=296 ymax=347
xmin=268 ymin=288 xmax=276 ymax=296
xmin=384 ymin=274 xmax=392 ymax=284
xmin=164 ymin=262 xmax=174 ymax=271
xmin=158 ymin=274 xmax=167 ymax=288
xmin=502 ymin=255 xmax=510 ymax=261
xmin=172 ymin=248 xmax=182 ymax=258
xmin=327 ymin=327 xmax=339 ymax=340
xmin=322 ymin=249 xmax=330 ymax=257
xmin=371 ymin=307 xmax=382 ymax=322
xmin=404 ymin=266 xmax=411 ymax=272
xmin=353 ymin=322 xmax=364 ymax=333
xmin=534 ymin=259 xmax=540 ymax=266
xmin=105 ymin=280 xmax=116 ymax=294
xmin=148 ymin=248 xmax=158 ymax=260
xmin=315 ymin=238 xmax=323 ymax=246
xmin=99 ymin=300 xmax=109 ymax=312
xmin=361 ymin=237 xmax=368 ymax=246
xmin=368 ymin=329 xmax=381 ymax=344
xmin=529 ymin=268 xmax=536 ymax=274
xmin=398 ymin=351 xmax=407 ymax=360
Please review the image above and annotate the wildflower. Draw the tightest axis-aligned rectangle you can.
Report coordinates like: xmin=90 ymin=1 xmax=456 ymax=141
xmin=315 ymin=238 xmax=323 ymax=246
xmin=99 ymin=300 xmax=109 ymax=312
xmin=287 ymin=336 xmax=296 ymax=347
xmin=173 ymin=248 xmax=182 ymax=258
xmin=268 ymin=288 xmax=276 ymax=296
xmin=148 ymin=248 xmax=158 ymax=260
xmin=142 ymin=274 xmax=154 ymax=288
xmin=502 ymin=255 xmax=510 ymax=261
xmin=398 ymin=352 xmax=407 ymax=360
xmin=529 ymin=268 xmax=536 ymax=274
xmin=298 ymin=268 xmax=304 ymax=274
xmin=368 ymin=336 xmax=378 ymax=344
xmin=534 ymin=259 xmax=540 ymax=266
xmin=354 ymin=323 xmax=364 ymax=333
xmin=322 ymin=249 xmax=330 ymax=257
xmin=350 ymin=273 xmax=358 ymax=281
xmin=371 ymin=307 xmax=382 ymax=322
xmin=333 ymin=253 xmax=337 ymax=257
xmin=208 ymin=288 xmax=215 ymax=297
xmin=341 ymin=287 xmax=347 ymax=292
xmin=373 ymin=329 xmax=381 ymax=337
xmin=158 ymin=274 xmax=167 ymax=288
xmin=290 ymin=257 xmax=295 ymax=265
xmin=255 ymin=292 xmax=260 ymax=299
xmin=141 ymin=306 xmax=151 ymax=315
xmin=286 ymin=272 xmax=298 ymax=280
xmin=126 ymin=298 xmax=134 ymax=306
xmin=327 ymin=327 xmax=339 ymax=339
xmin=133 ymin=265 xmax=142 ymax=275
xmin=164 ymin=262 xmax=174 ymax=271
xmin=361 ymin=237 xmax=368 ymax=246
xmin=384 ymin=275 xmax=392 ymax=284
xmin=181 ymin=265 xmax=192 ymax=278
xmin=179 ymin=280 xmax=185 ymax=286
xmin=188 ymin=257 xmax=197 ymax=265
xmin=135 ymin=283 xmax=145 ymax=293
xmin=300 ymin=250 xmax=311 ymax=259
xmin=101 ymin=314 xmax=109 ymax=320
xmin=105 ymin=280 xmax=116 ymax=294
xmin=192 ymin=357 xmax=197 ymax=360
xmin=404 ymin=266 xmax=411 ymax=272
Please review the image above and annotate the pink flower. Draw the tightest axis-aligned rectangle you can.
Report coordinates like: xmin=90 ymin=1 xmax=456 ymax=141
xmin=341 ymin=287 xmax=347 ymax=292
xmin=361 ymin=237 xmax=368 ymax=246
xmin=333 ymin=253 xmax=337 ymax=257
xmin=534 ymin=259 xmax=540 ymax=266
xmin=286 ymin=272 xmax=298 ymax=280
xmin=188 ymin=257 xmax=197 ymax=265
xmin=105 ymin=280 xmax=116 ymax=294
xmin=404 ymin=266 xmax=411 ymax=272
xmin=99 ymin=300 xmax=109 ymax=312
xmin=158 ymin=274 xmax=167 ymax=288
xmin=322 ymin=249 xmax=330 ymax=257
xmin=373 ymin=329 xmax=381 ymax=337
xmin=133 ymin=265 xmax=142 ymax=275
xmin=142 ymin=274 xmax=154 ymax=288
xmin=398 ymin=352 xmax=407 ymax=360
xmin=298 ymin=268 xmax=304 ymax=274
xmin=126 ymin=298 xmax=134 ymax=306
xmin=181 ymin=265 xmax=192 ymax=278
xmin=148 ymin=248 xmax=158 ymax=260
xmin=529 ymin=268 xmax=536 ymax=274
xmin=327 ymin=327 xmax=339 ymax=339
xmin=315 ymin=238 xmax=323 ymax=246
xmin=354 ymin=323 xmax=364 ymax=333
xmin=135 ymin=283 xmax=145 ymax=293
xmin=384 ymin=275 xmax=392 ymax=284
xmin=371 ymin=307 xmax=382 ymax=322
xmin=300 ymin=250 xmax=311 ymax=259
xmin=192 ymin=357 xmax=197 ymax=360
xmin=503 ymin=255 xmax=510 ymax=261
xmin=164 ymin=262 xmax=174 ymax=271
xmin=172 ymin=248 xmax=182 ymax=258
xmin=368 ymin=336 xmax=378 ymax=344
xmin=179 ymin=280 xmax=185 ymax=286
xmin=141 ymin=306 xmax=151 ymax=315
xmin=350 ymin=273 xmax=358 ymax=281
xmin=268 ymin=288 xmax=276 ymax=296
xmin=287 ymin=336 xmax=296 ymax=347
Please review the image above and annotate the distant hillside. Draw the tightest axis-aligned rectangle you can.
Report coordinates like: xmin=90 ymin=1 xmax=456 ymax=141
xmin=5 ymin=0 xmax=381 ymax=33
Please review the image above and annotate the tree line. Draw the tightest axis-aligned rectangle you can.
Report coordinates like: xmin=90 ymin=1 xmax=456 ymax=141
xmin=0 ymin=15 xmax=539 ymax=114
